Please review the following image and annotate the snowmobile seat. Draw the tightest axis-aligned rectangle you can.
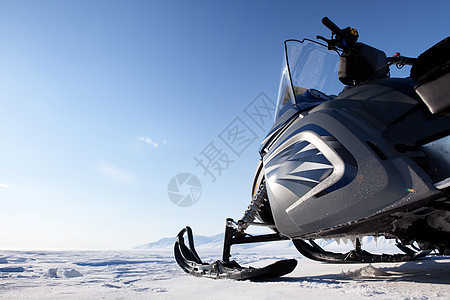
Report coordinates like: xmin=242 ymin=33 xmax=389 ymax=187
xmin=411 ymin=36 xmax=450 ymax=114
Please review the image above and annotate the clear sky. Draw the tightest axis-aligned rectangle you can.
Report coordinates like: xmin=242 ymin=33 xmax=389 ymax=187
xmin=1 ymin=0 xmax=449 ymax=250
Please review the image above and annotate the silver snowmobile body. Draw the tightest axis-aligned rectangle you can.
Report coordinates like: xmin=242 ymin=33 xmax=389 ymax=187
xmin=174 ymin=17 xmax=450 ymax=280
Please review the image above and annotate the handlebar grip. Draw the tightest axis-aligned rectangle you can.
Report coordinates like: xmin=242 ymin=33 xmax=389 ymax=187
xmin=322 ymin=17 xmax=342 ymax=37
xmin=402 ymin=57 xmax=417 ymax=65
xmin=387 ymin=56 xmax=417 ymax=66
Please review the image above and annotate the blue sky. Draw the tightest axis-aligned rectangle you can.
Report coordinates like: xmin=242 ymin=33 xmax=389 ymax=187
xmin=0 ymin=0 xmax=449 ymax=250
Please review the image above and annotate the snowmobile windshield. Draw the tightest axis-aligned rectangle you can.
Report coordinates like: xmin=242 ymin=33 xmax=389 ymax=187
xmin=275 ymin=39 xmax=344 ymax=122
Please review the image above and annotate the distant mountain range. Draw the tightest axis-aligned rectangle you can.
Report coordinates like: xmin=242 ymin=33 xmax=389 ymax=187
xmin=135 ymin=233 xmax=399 ymax=254
xmin=134 ymin=233 xmax=225 ymax=250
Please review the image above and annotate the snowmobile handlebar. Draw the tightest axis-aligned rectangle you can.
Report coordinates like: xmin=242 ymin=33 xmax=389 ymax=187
xmin=318 ymin=17 xmax=359 ymax=51
xmin=321 ymin=17 xmax=343 ymax=38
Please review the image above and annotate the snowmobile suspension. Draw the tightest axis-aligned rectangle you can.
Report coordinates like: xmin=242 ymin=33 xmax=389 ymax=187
xmin=222 ymin=218 xmax=289 ymax=262
xmin=221 ymin=179 xmax=289 ymax=262
xmin=238 ymin=180 xmax=267 ymax=232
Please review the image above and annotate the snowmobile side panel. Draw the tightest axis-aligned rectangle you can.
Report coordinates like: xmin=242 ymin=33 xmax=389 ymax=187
xmin=263 ymin=107 xmax=440 ymax=238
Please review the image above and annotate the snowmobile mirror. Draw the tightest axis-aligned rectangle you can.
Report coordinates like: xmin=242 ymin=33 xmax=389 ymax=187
xmin=338 ymin=43 xmax=389 ymax=86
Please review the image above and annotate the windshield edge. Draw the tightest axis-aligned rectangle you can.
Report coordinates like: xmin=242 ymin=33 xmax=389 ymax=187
xmin=284 ymin=39 xmax=333 ymax=105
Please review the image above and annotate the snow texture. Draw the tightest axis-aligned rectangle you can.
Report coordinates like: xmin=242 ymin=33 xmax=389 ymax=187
xmin=1 ymin=244 xmax=450 ymax=299
xmin=43 ymin=268 xmax=82 ymax=278
xmin=344 ymin=264 xmax=389 ymax=279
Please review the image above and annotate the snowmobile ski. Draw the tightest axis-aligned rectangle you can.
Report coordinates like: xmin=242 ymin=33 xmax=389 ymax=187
xmin=292 ymin=239 xmax=431 ymax=263
xmin=174 ymin=227 xmax=297 ymax=280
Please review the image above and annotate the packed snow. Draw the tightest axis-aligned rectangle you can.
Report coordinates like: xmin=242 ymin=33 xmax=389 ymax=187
xmin=1 ymin=237 xmax=450 ymax=299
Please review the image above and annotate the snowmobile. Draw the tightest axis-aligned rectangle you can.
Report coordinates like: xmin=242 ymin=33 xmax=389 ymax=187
xmin=174 ymin=17 xmax=450 ymax=280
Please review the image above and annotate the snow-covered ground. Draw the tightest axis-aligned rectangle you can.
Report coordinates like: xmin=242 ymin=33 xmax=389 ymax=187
xmin=1 ymin=239 xmax=450 ymax=299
